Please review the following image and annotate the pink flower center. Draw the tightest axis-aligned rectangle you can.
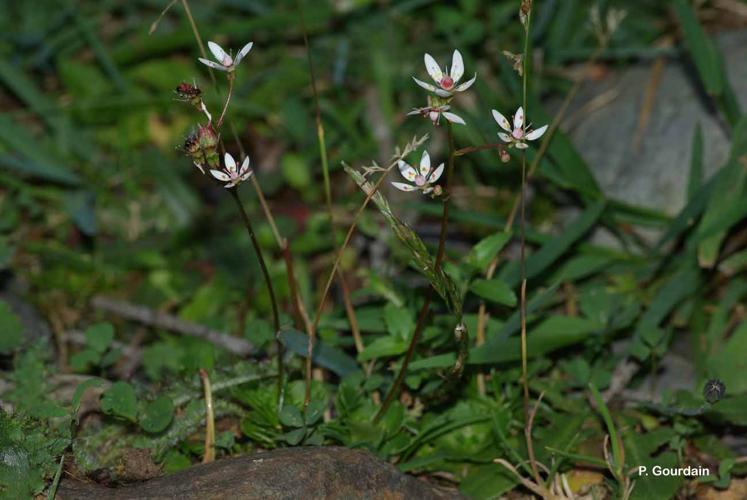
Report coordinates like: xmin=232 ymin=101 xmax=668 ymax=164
xmin=222 ymin=56 xmax=233 ymax=66
xmin=512 ymin=128 xmax=524 ymax=140
xmin=440 ymin=76 xmax=454 ymax=90
xmin=414 ymin=175 xmax=427 ymax=187
xmin=429 ymin=110 xmax=440 ymax=124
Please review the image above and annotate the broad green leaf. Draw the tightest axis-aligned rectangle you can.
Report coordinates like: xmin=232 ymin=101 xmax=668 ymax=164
xmin=469 ymin=278 xmax=516 ymax=306
xmin=100 ymin=382 xmax=138 ymax=422
xmin=84 ymin=323 xmax=114 ymax=354
xmin=464 ymin=231 xmax=511 ymax=272
xmin=0 ymin=300 xmax=23 ymax=354
xmin=384 ymin=303 xmax=414 ymax=341
xmin=358 ymin=336 xmax=407 ymax=361
xmin=139 ymin=396 xmax=175 ymax=434
xmin=279 ymin=405 xmax=304 ymax=428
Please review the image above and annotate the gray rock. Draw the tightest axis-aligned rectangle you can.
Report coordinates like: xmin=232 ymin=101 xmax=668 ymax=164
xmin=562 ymin=30 xmax=747 ymax=215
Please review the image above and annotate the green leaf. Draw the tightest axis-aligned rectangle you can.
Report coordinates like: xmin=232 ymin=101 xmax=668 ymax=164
xmin=100 ymin=382 xmax=138 ymax=422
xmin=69 ymin=349 xmax=101 ymax=372
xmin=282 ymin=428 xmax=307 ymax=445
xmin=0 ymin=116 xmax=80 ymax=185
xmin=71 ymin=379 xmax=104 ymax=416
xmin=358 ymin=336 xmax=407 ymax=361
xmin=695 ymin=119 xmax=747 ymax=267
xmin=672 ymin=0 xmax=724 ymax=96
xmin=500 ymin=200 xmax=606 ymax=287
xmin=469 ymin=278 xmax=516 ymax=306
xmin=0 ymin=300 xmax=23 ymax=354
xmin=464 ymin=231 xmax=511 ymax=272
xmin=281 ymin=153 xmax=311 ymax=189
xmin=279 ymin=405 xmax=304 ymax=428
xmin=280 ymin=330 xmax=361 ymax=377
xmin=687 ymin=123 xmax=703 ymax=200
xmin=84 ymin=323 xmax=114 ymax=354
xmin=139 ymin=396 xmax=175 ymax=434
xmin=384 ymin=303 xmax=414 ymax=341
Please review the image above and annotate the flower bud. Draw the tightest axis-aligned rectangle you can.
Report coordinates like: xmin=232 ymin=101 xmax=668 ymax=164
xmin=500 ymin=148 xmax=510 ymax=163
xmin=197 ymin=125 xmax=221 ymax=169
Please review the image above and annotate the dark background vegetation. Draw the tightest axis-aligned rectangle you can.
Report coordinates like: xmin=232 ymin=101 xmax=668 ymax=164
xmin=1 ymin=0 xmax=746 ymax=498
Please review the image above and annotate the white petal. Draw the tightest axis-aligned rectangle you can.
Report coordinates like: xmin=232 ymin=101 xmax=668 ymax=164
xmin=234 ymin=41 xmax=254 ymax=66
xmin=240 ymin=168 xmax=254 ymax=181
xmin=450 ymin=50 xmax=464 ymax=82
xmin=419 ymin=150 xmax=431 ymax=176
xmin=429 ymin=163 xmax=445 ymax=183
xmin=442 ymin=112 xmax=466 ymax=125
xmin=515 ymin=141 xmax=529 ymax=149
xmin=210 ymin=169 xmax=231 ymax=182
xmin=514 ymin=106 xmax=524 ymax=129
xmin=224 ymin=153 xmax=237 ymax=174
xmin=492 ymin=109 xmax=511 ymax=132
xmin=224 ymin=179 xmax=239 ymax=189
xmin=498 ymin=132 xmax=513 ymax=143
xmin=208 ymin=41 xmax=230 ymax=64
xmin=526 ymin=124 xmax=548 ymax=141
xmin=238 ymin=156 xmax=251 ymax=175
xmin=454 ymin=74 xmax=476 ymax=92
xmin=193 ymin=162 xmax=205 ymax=174
xmin=423 ymin=187 xmax=433 ymax=194
xmin=397 ymin=160 xmax=417 ymax=182
xmin=199 ymin=58 xmax=228 ymax=71
xmin=424 ymin=53 xmax=443 ymax=82
xmin=392 ymin=182 xmax=416 ymax=192
xmin=413 ymin=77 xmax=437 ymax=93
xmin=434 ymin=88 xmax=453 ymax=98
xmin=407 ymin=109 xmax=421 ymax=116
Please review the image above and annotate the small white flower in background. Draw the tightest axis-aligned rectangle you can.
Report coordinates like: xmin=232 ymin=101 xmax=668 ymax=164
xmin=413 ymin=50 xmax=476 ymax=98
xmin=391 ymin=150 xmax=444 ymax=196
xmin=199 ymin=41 xmax=253 ymax=72
xmin=210 ymin=152 xmax=253 ymax=188
xmin=492 ymin=106 xmax=548 ymax=149
xmin=408 ymin=96 xmax=466 ymax=126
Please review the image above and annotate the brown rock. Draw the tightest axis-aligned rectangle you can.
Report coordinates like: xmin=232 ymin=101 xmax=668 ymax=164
xmin=57 ymin=446 xmax=461 ymax=499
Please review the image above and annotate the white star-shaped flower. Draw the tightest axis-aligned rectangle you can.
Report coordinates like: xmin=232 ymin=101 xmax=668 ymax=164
xmin=413 ymin=50 xmax=476 ymax=98
xmin=210 ymin=152 xmax=253 ymax=188
xmin=199 ymin=41 xmax=253 ymax=72
xmin=492 ymin=106 xmax=548 ymax=149
xmin=391 ymin=150 xmax=445 ymax=195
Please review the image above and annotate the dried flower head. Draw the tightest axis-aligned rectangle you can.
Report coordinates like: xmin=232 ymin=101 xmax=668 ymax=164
xmin=520 ymin=0 xmax=532 ymax=27
xmin=391 ymin=150 xmax=444 ymax=196
xmin=492 ymin=106 xmax=547 ymax=149
xmin=590 ymin=5 xmax=627 ymax=44
xmin=199 ymin=41 xmax=253 ymax=73
xmin=210 ymin=152 xmax=253 ymax=188
xmin=502 ymin=51 xmax=524 ymax=77
xmin=413 ymin=50 xmax=476 ymax=98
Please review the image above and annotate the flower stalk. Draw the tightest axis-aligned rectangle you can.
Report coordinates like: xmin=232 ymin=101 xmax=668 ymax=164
xmin=375 ymin=122 xmax=459 ymax=422
xmin=228 ymin=188 xmax=284 ymax=409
